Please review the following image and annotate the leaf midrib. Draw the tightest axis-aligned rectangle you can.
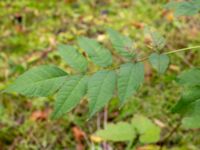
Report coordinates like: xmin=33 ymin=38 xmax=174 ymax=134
xmin=15 ymin=75 xmax=68 ymax=89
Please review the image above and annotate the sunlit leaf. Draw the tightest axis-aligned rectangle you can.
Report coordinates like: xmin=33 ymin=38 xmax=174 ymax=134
xmin=95 ymin=122 xmax=136 ymax=141
xmin=132 ymin=115 xmax=161 ymax=144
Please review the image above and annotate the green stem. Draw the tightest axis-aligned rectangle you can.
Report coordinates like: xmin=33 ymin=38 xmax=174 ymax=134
xmin=125 ymin=139 xmax=134 ymax=150
xmin=137 ymin=45 xmax=200 ymax=62
xmin=125 ymin=135 xmax=139 ymax=150
xmin=164 ymin=45 xmax=200 ymax=55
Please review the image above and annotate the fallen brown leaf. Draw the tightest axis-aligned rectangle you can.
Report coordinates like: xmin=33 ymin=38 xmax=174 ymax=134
xmin=30 ymin=109 xmax=50 ymax=121
xmin=169 ymin=64 xmax=180 ymax=72
xmin=154 ymin=119 xmax=166 ymax=128
xmin=144 ymin=62 xmax=153 ymax=83
xmin=72 ymin=126 xmax=86 ymax=150
xmin=132 ymin=22 xmax=144 ymax=29
xmin=72 ymin=126 xmax=86 ymax=142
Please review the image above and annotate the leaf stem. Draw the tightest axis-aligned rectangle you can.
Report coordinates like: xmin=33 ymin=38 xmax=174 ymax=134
xmin=125 ymin=135 xmax=139 ymax=150
xmin=125 ymin=139 xmax=134 ymax=150
xmin=164 ymin=45 xmax=200 ymax=55
xmin=137 ymin=45 xmax=200 ymax=62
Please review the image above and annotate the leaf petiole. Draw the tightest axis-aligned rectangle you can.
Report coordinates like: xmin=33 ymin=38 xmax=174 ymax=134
xmin=164 ymin=45 xmax=200 ymax=55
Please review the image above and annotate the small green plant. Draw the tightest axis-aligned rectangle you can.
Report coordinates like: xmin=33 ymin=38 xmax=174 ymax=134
xmin=5 ymin=24 xmax=200 ymax=120
xmin=172 ymin=68 xmax=200 ymax=129
xmin=4 ymin=0 xmax=200 ymax=141
xmin=5 ymin=27 xmax=173 ymax=119
xmin=165 ymin=0 xmax=200 ymax=16
xmin=1 ymin=0 xmax=200 ymax=149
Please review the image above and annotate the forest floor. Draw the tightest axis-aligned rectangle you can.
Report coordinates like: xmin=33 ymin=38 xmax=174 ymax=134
xmin=0 ymin=0 xmax=200 ymax=150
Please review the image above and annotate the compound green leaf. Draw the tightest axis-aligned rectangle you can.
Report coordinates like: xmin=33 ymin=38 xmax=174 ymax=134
xmin=95 ymin=122 xmax=136 ymax=142
xmin=178 ymin=68 xmax=200 ymax=86
xmin=149 ymin=53 xmax=170 ymax=74
xmin=132 ymin=115 xmax=161 ymax=144
xmin=5 ymin=65 xmax=68 ymax=97
xmin=107 ymin=28 xmax=135 ymax=59
xmin=58 ymin=44 xmax=88 ymax=72
xmin=52 ymin=75 xmax=88 ymax=119
xmin=78 ymin=37 xmax=112 ymax=67
xmin=88 ymin=70 xmax=116 ymax=117
xmin=165 ymin=1 xmax=200 ymax=17
xmin=118 ymin=63 xmax=144 ymax=104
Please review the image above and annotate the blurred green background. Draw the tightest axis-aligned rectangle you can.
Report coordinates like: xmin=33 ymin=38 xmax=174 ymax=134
xmin=0 ymin=0 xmax=200 ymax=149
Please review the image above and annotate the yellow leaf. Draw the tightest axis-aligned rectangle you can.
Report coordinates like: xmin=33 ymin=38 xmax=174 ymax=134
xmin=166 ymin=12 xmax=174 ymax=22
xmin=90 ymin=135 xmax=103 ymax=143
xmin=137 ymin=145 xmax=160 ymax=150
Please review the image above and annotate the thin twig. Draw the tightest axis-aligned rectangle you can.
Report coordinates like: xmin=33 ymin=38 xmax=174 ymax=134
xmin=103 ymin=105 xmax=109 ymax=150
xmin=97 ymin=112 xmax=101 ymax=130
xmin=162 ymin=121 xmax=181 ymax=142
xmin=103 ymin=105 xmax=108 ymax=128
xmin=137 ymin=56 xmax=149 ymax=62
xmin=157 ymin=117 xmax=182 ymax=149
